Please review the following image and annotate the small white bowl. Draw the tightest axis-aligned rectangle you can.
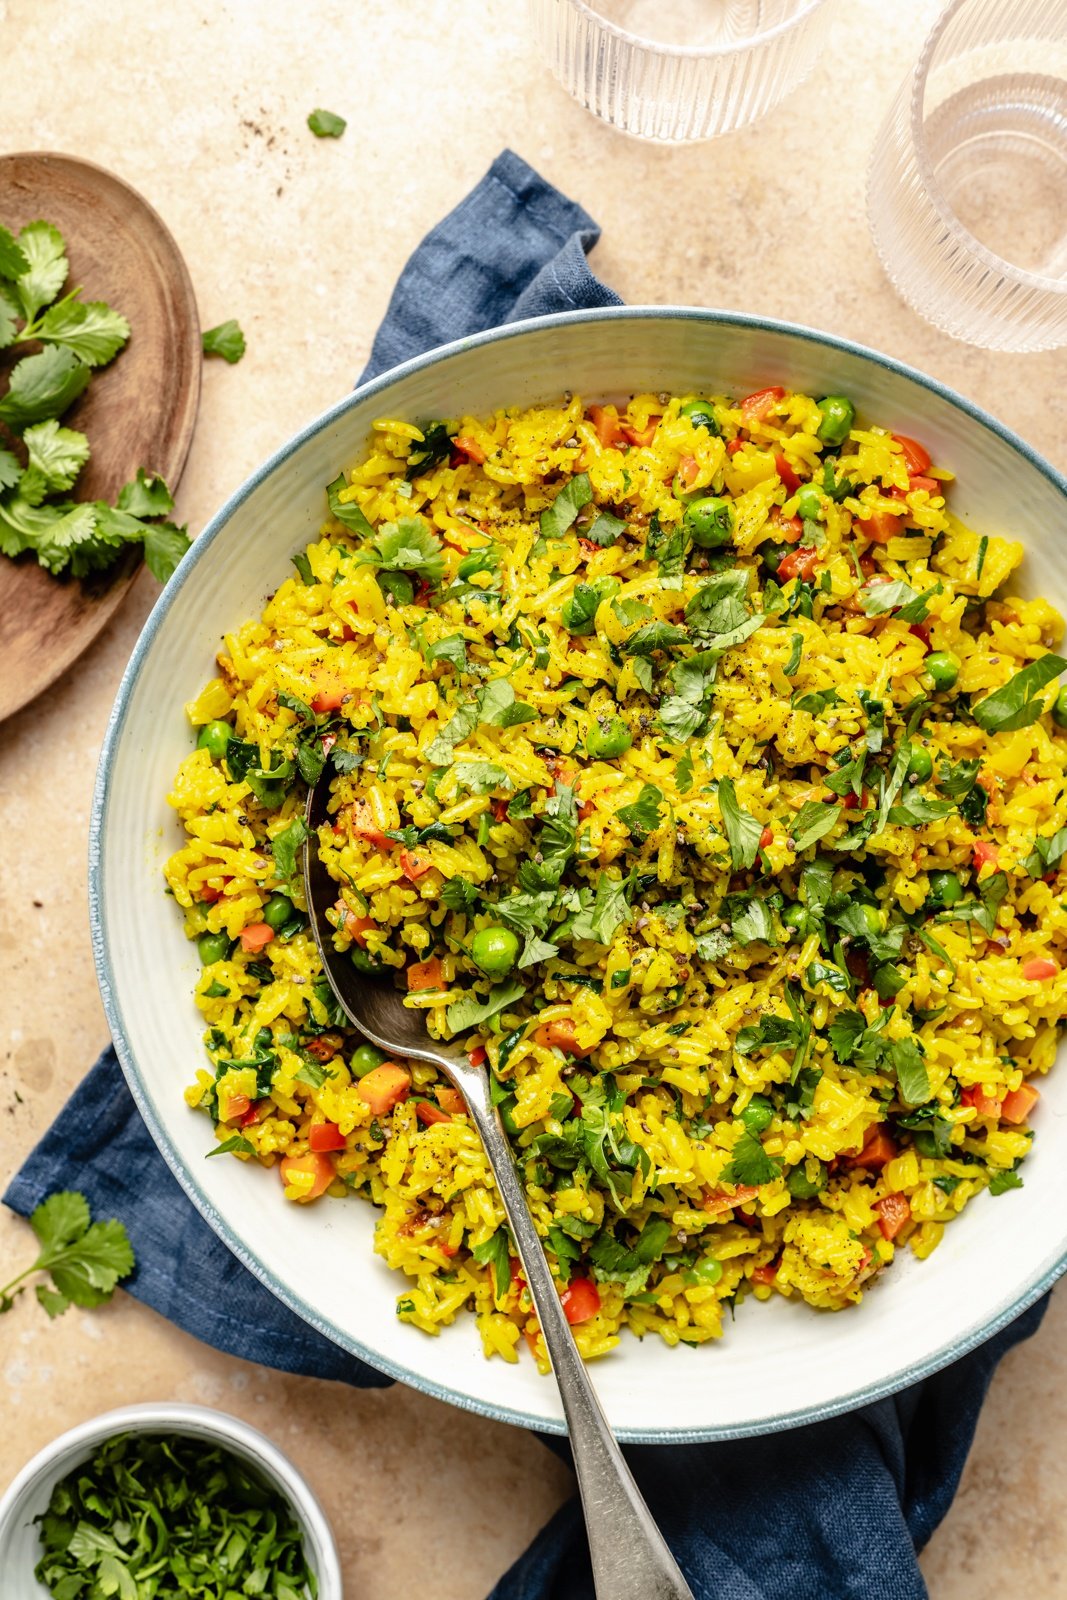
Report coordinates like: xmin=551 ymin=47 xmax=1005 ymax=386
xmin=0 ymin=1403 xmax=342 ymax=1600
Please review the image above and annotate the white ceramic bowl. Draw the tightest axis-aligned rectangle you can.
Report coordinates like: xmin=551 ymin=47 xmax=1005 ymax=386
xmin=91 ymin=307 xmax=1067 ymax=1443
xmin=0 ymin=1403 xmax=341 ymax=1599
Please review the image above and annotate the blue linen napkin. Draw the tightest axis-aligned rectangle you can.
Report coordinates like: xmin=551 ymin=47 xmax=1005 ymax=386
xmin=5 ymin=148 xmax=1047 ymax=1599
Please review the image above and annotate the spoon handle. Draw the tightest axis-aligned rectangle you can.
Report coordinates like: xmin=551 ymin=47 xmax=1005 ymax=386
xmin=463 ymin=1080 xmax=695 ymax=1600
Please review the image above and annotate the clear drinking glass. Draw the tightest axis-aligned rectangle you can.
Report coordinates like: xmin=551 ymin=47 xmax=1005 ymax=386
xmin=526 ymin=0 xmax=839 ymax=143
xmin=867 ymin=0 xmax=1067 ymax=353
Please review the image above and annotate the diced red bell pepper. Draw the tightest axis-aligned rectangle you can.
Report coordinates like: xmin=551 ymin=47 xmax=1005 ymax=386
xmin=533 ymin=1018 xmax=594 ymax=1057
xmin=239 ymin=922 xmax=274 ymax=954
xmin=200 ymin=884 xmax=224 ymax=904
xmin=875 ymin=1193 xmax=911 ymax=1241
xmin=856 ymin=510 xmax=904 ymax=544
xmin=909 ymin=623 xmax=931 ymax=650
xmin=399 ymin=849 xmax=432 ymax=881
xmin=357 ymin=1064 xmax=411 ymax=1115
xmin=1021 ymin=957 xmax=1058 ymax=982
xmin=777 ymin=546 xmax=818 ymax=583
xmin=560 ymin=1277 xmax=601 ymax=1325
xmin=240 ymin=1099 xmax=271 ymax=1127
xmin=846 ymin=1126 xmax=897 ymax=1170
xmin=703 ymin=1184 xmax=760 ymax=1215
xmin=348 ymin=800 xmax=391 ymax=851
xmin=309 ymin=1120 xmax=347 ymax=1152
xmin=407 ymin=956 xmax=444 ymax=991
xmin=1001 ymin=1083 xmax=1040 ymax=1124
xmin=467 ymin=1045 xmax=487 ymax=1068
xmin=417 ymin=1101 xmax=452 ymax=1126
xmin=961 ymin=1085 xmax=1001 ymax=1118
xmin=677 ymin=454 xmax=700 ymax=488
xmin=621 ymin=417 xmax=661 ymax=448
xmin=305 ymin=1033 xmax=342 ymax=1062
xmin=741 ymin=386 xmax=785 ymax=426
xmin=588 ymin=404 xmax=623 ymax=448
xmin=774 ymin=514 xmax=803 ymax=544
xmin=726 ymin=438 xmax=744 ymax=456
xmin=759 ymin=825 xmax=773 ymax=850
xmin=453 ymin=435 xmax=486 ymax=464
xmin=775 ymin=452 xmax=801 ymax=494
xmin=436 ymin=1086 xmax=466 ymax=1115
xmin=909 ymin=475 xmax=940 ymax=494
xmin=893 ymin=434 xmax=932 ymax=475
xmin=221 ymin=1091 xmax=251 ymax=1122
xmin=751 ymin=1262 xmax=779 ymax=1287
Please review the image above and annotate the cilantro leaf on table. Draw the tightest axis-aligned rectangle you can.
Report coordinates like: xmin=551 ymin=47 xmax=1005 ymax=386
xmin=0 ymin=344 xmax=90 ymax=426
xmin=308 ymin=107 xmax=347 ymax=137
xmin=117 ymin=466 xmax=175 ymax=518
xmin=142 ymin=520 xmax=191 ymax=582
xmin=541 ymin=472 xmax=592 ymax=538
xmin=972 ymin=655 xmax=1067 ymax=732
xmin=21 ymin=419 xmax=90 ymax=495
xmin=201 ymin=318 xmax=246 ymax=363
xmin=0 ymin=1190 xmax=134 ymax=1318
xmin=0 ymin=448 xmax=20 ymax=491
xmin=14 ymin=220 xmax=68 ymax=320
xmin=717 ymin=777 xmax=763 ymax=870
xmin=36 ymin=295 xmax=130 ymax=366
xmin=0 ymin=222 xmax=29 ymax=280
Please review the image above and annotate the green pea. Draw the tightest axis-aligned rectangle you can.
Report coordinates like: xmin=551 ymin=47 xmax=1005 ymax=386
xmin=928 ymin=870 xmax=963 ymax=907
xmin=741 ymin=1095 xmax=774 ymax=1134
xmin=906 ymin=746 xmax=933 ymax=782
xmin=471 ymin=925 xmax=521 ymax=977
xmin=197 ymin=931 xmax=231 ymax=964
xmin=925 ymin=651 xmax=960 ymax=691
xmin=685 ymin=495 xmax=734 ymax=549
xmin=586 ymin=717 xmax=632 ymax=760
xmin=794 ymin=483 xmax=822 ymax=521
xmin=685 ymin=1257 xmax=723 ymax=1286
xmin=1052 ymin=686 xmax=1067 ymax=727
xmin=781 ymin=902 xmax=811 ymax=938
xmin=262 ymin=893 xmax=294 ymax=931
xmin=680 ymin=397 xmax=720 ymax=434
xmin=858 ymin=902 xmax=885 ymax=939
xmin=351 ymin=1042 xmax=388 ymax=1077
xmin=498 ymin=1094 xmax=521 ymax=1137
xmin=817 ymin=395 xmax=855 ymax=446
xmin=787 ymin=1163 xmax=825 ymax=1199
xmin=197 ymin=720 xmax=233 ymax=761
xmin=351 ymin=948 xmax=383 ymax=974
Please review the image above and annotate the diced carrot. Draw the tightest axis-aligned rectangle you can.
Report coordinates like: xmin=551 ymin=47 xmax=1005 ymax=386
xmin=759 ymin=826 xmax=773 ymax=849
xmin=961 ymin=1085 xmax=1001 ymax=1119
xmin=453 ymin=435 xmax=486 ymax=464
xmin=1001 ymin=1083 xmax=1040 ymax=1124
xmin=533 ymin=1018 xmax=594 ymax=1058
xmin=200 ymin=885 xmax=224 ymax=904
xmin=305 ymin=1033 xmax=342 ymax=1062
xmin=973 ymin=840 xmax=999 ymax=874
xmin=577 ymin=798 xmax=596 ymax=822
xmin=846 ymin=1126 xmax=897 ymax=1170
xmin=776 ymin=514 xmax=803 ymax=544
xmin=491 ymin=797 xmax=509 ymax=822
xmin=279 ymin=1151 xmax=335 ymax=1201
xmin=338 ymin=903 xmax=376 ymax=948
xmin=621 ymin=417 xmax=660 ymax=448
xmin=308 ymin=1120 xmax=347 ymax=1153
xmin=417 ymin=1102 xmax=452 ymax=1126
xmin=909 ymin=475 xmax=940 ymax=494
xmin=239 ymin=922 xmax=275 ymax=954
xmin=348 ymin=800 xmax=391 ymax=851
xmin=357 ymin=1064 xmax=411 ymax=1115
xmin=677 ymin=454 xmax=700 ymax=488
xmin=467 ymin=1045 xmax=487 ymax=1069
xmin=219 ymin=1091 xmax=251 ymax=1123
xmin=1021 ymin=957 xmax=1058 ymax=982
xmin=726 ymin=438 xmax=744 ymax=456
xmin=775 ymin=452 xmax=801 ymax=493
xmin=310 ymin=686 xmax=349 ymax=714
xmin=875 ymin=1193 xmax=912 ymax=1241
xmin=407 ymin=956 xmax=444 ymax=992
xmin=560 ymin=1277 xmax=601 ymax=1324
xmin=436 ymin=1086 xmax=466 ymax=1116
xmin=703 ymin=1184 xmax=760 ymax=1215
xmin=777 ymin=546 xmax=818 ymax=583
xmin=893 ymin=434 xmax=932 ymax=475
xmin=856 ymin=510 xmax=904 ymax=544
xmin=741 ymin=386 xmax=785 ymax=426
xmin=399 ymin=849 xmax=432 ymax=881
xmin=588 ymin=403 xmax=623 ymax=449
xmin=751 ymin=1262 xmax=779 ymax=1287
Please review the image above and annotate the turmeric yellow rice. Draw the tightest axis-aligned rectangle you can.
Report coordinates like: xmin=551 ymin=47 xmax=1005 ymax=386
xmin=166 ymin=385 xmax=1067 ymax=1367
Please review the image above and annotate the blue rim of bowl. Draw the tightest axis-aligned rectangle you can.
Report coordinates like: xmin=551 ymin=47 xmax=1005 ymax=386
xmin=90 ymin=304 xmax=1067 ymax=1443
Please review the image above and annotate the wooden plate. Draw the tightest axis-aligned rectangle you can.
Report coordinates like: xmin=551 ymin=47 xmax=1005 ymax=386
xmin=0 ymin=153 xmax=201 ymax=722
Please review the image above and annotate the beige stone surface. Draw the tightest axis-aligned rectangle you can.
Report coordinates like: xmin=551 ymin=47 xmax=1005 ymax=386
xmin=1 ymin=0 xmax=1065 ymax=1594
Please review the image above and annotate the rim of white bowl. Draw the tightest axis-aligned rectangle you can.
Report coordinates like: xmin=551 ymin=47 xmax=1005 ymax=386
xmin=0 ymin=1402 xmax=341 ymax=1598
xmin=90 ymin=304 xmax=1067 ymax=1443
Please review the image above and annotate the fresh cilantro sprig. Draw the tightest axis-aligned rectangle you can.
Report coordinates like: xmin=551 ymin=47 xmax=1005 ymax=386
xmin=202 ymin=318 xmax=246 ymax=363
xmin=0 ymin=1191 xmax=134 ymax=1318
xmin=0 ymin=218 xmax=191 ymax=580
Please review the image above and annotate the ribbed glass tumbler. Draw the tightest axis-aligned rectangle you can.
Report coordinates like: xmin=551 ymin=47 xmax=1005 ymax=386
xmin=526 ymin=0 xmax=839 ymax=143
xmin=867 ymin=0 xmax=1067 ymax=353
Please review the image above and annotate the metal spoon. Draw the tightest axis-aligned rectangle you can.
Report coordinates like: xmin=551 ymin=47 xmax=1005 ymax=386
xmin=303 ymin=777 xmax=694 ymax=1600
